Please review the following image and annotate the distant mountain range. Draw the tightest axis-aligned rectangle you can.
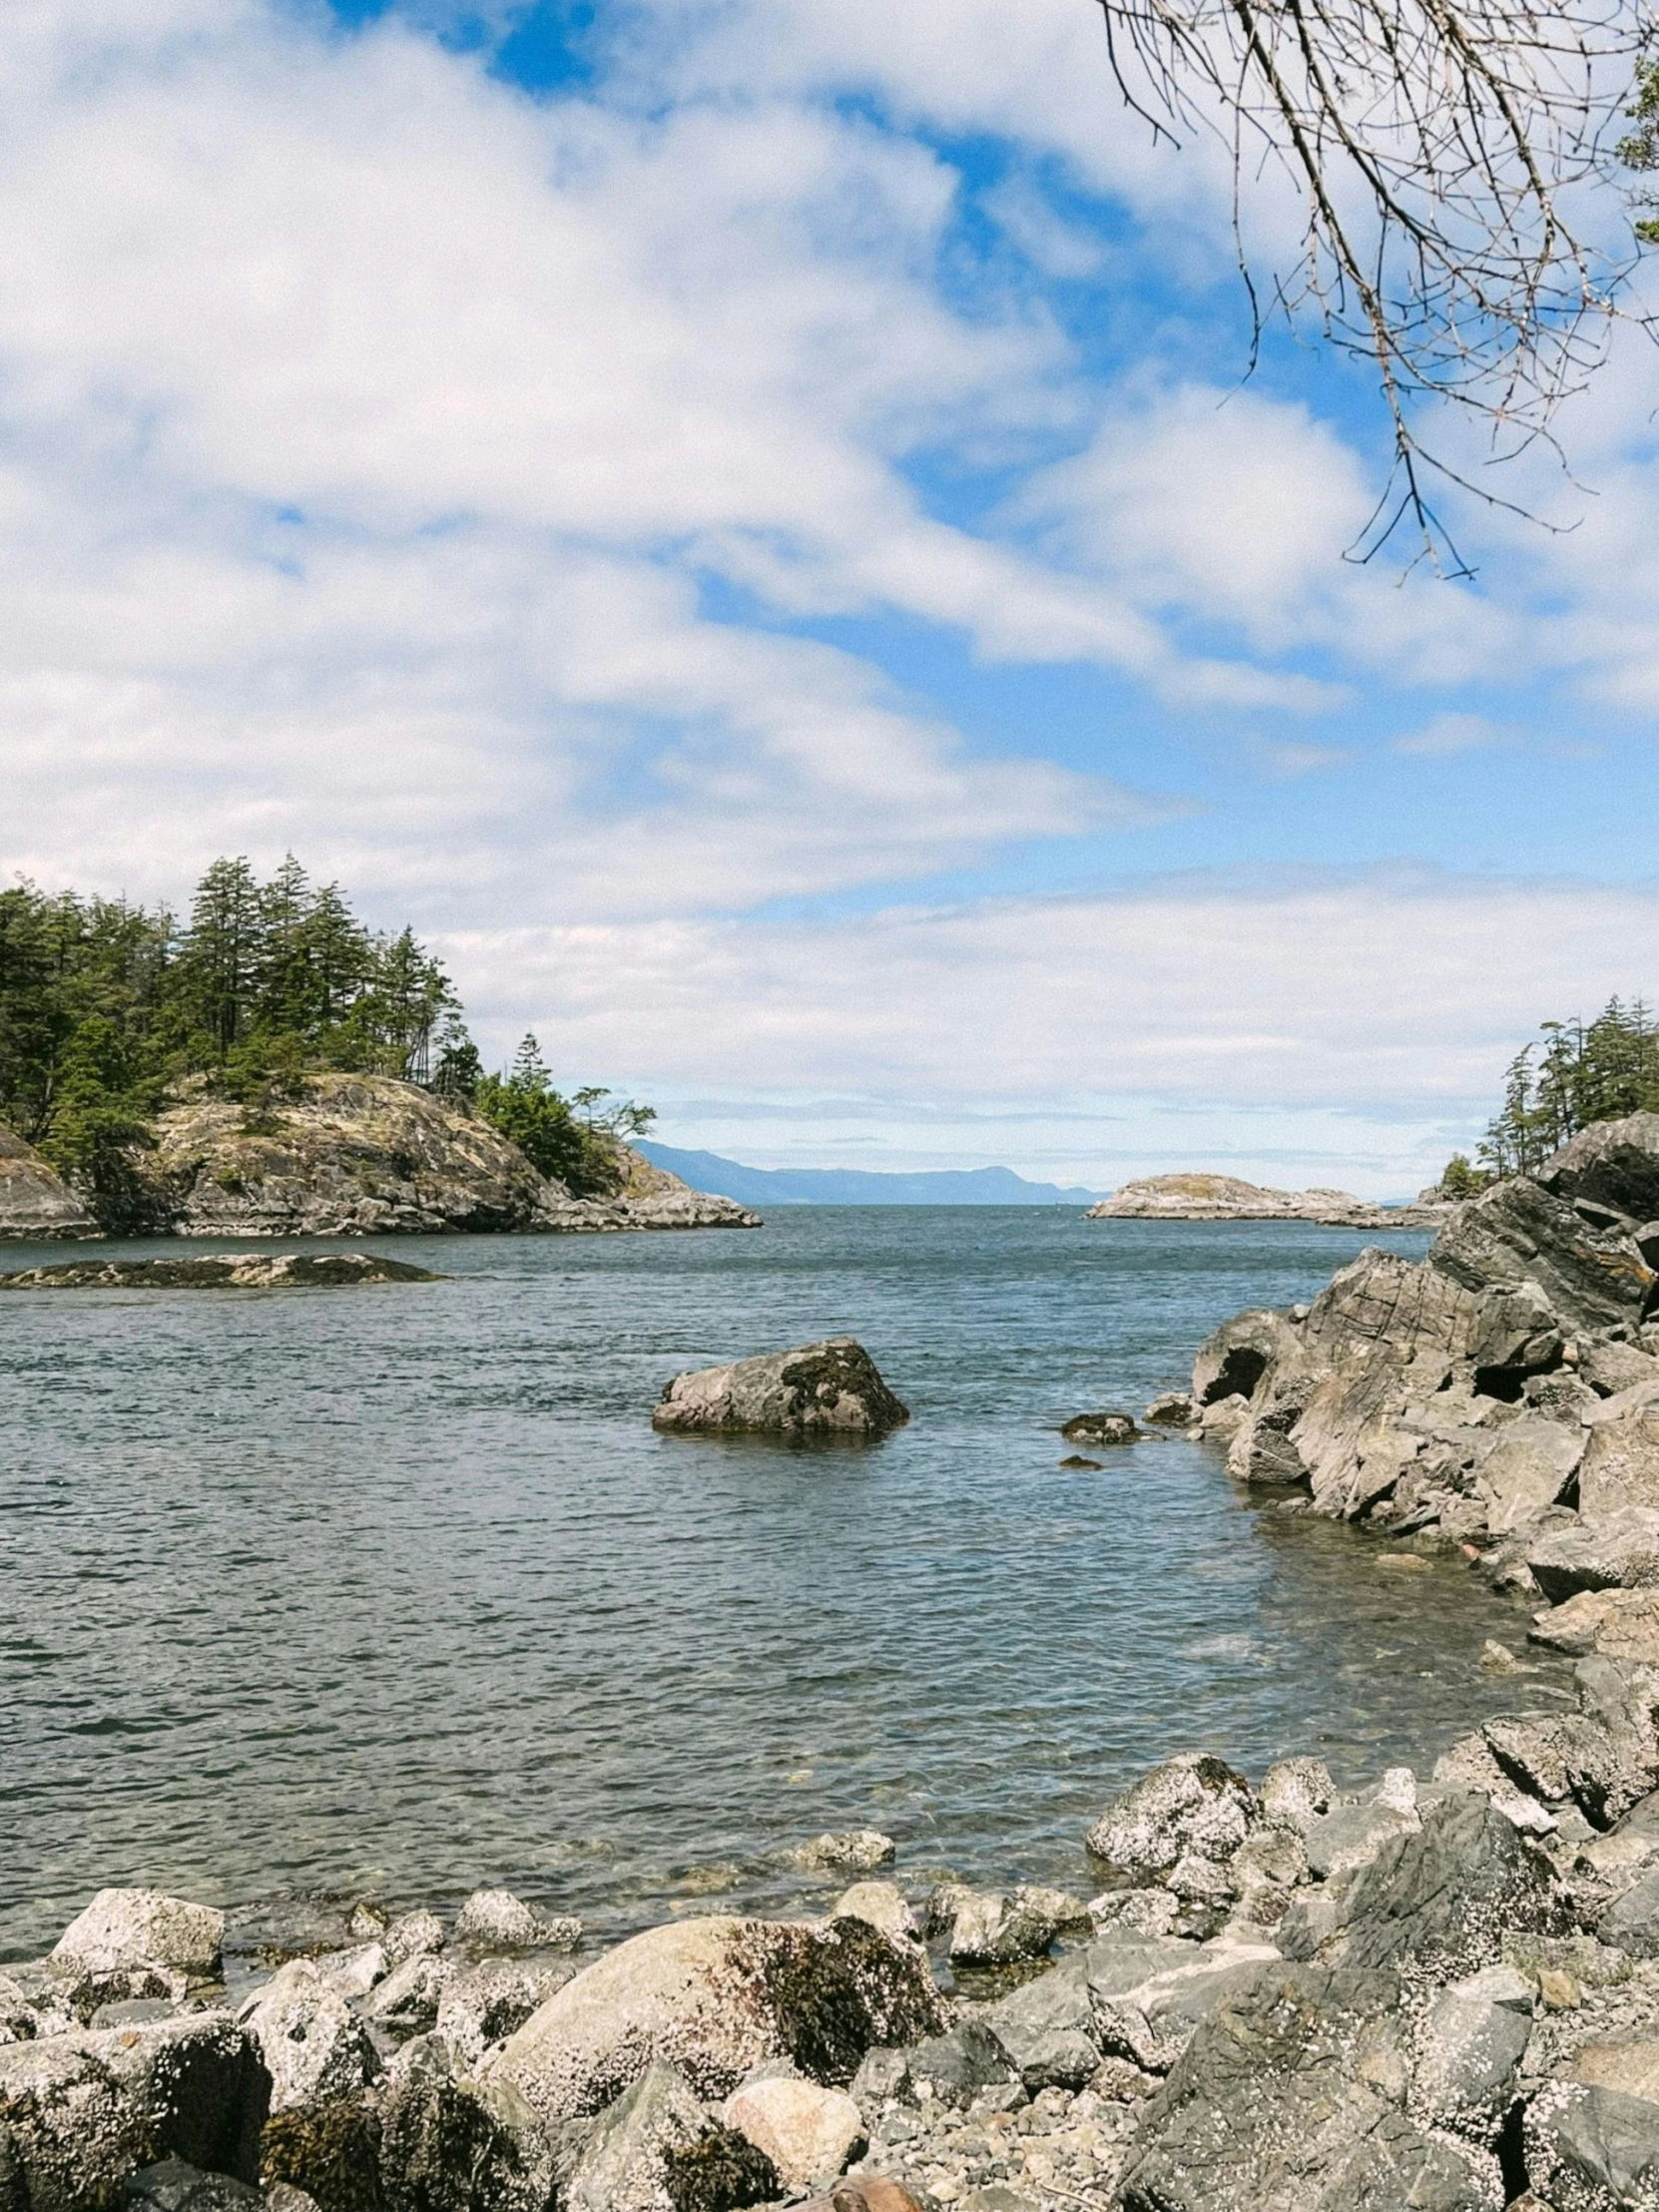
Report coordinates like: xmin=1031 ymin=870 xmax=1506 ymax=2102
xmin=635 ymin=1142 xmax=1105 ymax=1207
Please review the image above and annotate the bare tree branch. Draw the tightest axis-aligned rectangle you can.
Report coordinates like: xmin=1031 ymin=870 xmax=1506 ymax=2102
xmin=1092 ymin=0 xmax=1651 ymax=565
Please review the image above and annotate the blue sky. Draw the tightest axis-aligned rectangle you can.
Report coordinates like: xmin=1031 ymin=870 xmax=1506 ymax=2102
xmin=3 ymin=0 xmax=1657 ymax=1193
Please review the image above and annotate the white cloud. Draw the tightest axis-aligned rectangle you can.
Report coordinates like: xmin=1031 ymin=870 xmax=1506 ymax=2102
xmin=1393 ymin=713 xmax=1512 ymax=757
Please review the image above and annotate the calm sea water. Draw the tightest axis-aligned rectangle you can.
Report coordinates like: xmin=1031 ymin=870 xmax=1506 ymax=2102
xmin=0 ymin=1210 xmax=1571 ymax=1960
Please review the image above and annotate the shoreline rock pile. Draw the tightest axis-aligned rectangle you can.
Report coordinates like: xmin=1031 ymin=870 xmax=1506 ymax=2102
xmin=1175 ymin=1114 xmax=1659 ymax=1675
xmin=22 ymin=1705 xmax=1659 ymax=2212
xmin=1086 ymin=1173 xmax=1446 ymax=1229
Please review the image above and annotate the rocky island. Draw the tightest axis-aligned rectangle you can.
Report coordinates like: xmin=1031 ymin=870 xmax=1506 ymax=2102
xmin=1087 ymin=1172 xmax=1445 ymax=1228
xmin=0 ymin=1078 xmax=757 ymax=1241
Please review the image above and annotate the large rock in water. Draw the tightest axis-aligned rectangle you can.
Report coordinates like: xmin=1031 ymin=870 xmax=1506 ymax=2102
xmin=128 ymin=1075 xmax=756 ymax=1237
xmin=652 ymin=1341 xmax=909 ymax=1437
xmin=479 ymin=1915 xmax=940 ymax=2122
xmin=0 ymin=1122 xmax=95 ymax=1237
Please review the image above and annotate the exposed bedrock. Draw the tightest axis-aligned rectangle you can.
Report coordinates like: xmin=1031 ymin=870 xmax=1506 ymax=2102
xmin=1189 ymin=1122 xmax=1659 ymax=1612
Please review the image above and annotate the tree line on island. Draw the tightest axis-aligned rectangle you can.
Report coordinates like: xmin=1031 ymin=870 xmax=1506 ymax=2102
xmin=1433 ymin=997 xmax=1659 ymax=1197
xmin=0 ymin=856 xmax=652 ymax=1223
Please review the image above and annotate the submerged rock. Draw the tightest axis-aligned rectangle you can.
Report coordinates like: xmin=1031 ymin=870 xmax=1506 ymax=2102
xmin=0 ymin=1253 xmax=440 ymax=1291
xmin=652 ymin=1342 xmax=909 ymax=1438
xmin=0 ymin=1121 xmax=96 ymax=1238
xmin=1059 ymin=1412 xmax=1138 ymax=1445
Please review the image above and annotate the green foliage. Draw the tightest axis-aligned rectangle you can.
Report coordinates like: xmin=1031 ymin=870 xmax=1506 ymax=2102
xmin=1619 ymin=59 xmax=1659 ymax=244
xmin=0 ymin=857 xmax=647 ymax=1224
xmin=1478 ymin=996 xmax=1659 ymax=1177
xmin=472 ymin=1032 xmax=636 ymax=1197
xmin=1436 ymin=1152 xmax=1491 ymax=1201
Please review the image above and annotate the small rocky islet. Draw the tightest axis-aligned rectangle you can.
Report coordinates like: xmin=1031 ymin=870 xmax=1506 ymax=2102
xmin=16 ymin=1131 xmax=1659 ymax=2205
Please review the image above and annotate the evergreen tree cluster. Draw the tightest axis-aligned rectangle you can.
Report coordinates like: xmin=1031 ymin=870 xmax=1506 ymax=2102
xmin=1473 ymin=997 xmax=1659 ymax=1181
xmin=0 ymin=855 xmax=644 ymax=1216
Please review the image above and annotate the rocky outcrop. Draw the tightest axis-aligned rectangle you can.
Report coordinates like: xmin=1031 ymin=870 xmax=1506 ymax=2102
xmin=0 ymin=1253 xmax=440 ymax=1290
xmin=1184 ymin=1133 xmax=1659 ymax=1589
xmin=0 ymin=1122 xmax=96 ymax=1238
xmin=652 ymin=1341 xmax=910 ymax=1438
xmin=119 ymin=1074 xmax=758 ymax=1237
xmin=1086 ymin=1173 xmax=1444 ymax=1228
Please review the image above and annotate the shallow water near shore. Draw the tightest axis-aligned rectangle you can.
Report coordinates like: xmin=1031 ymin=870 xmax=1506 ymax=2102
xmin=1 ymin=1208 xmax=1574 ymax=1958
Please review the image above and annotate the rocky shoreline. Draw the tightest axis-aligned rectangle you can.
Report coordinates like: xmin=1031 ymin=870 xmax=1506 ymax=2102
xmin=17 ymin=1122 xmax=1659 ymax=2210
xmin=0 ymin=1077 xmax=759 ymax=1240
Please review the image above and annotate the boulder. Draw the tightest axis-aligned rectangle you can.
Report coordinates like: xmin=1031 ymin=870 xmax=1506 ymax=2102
xmin=1084 ymin=1933 xmax=1282 ymax=2075
xmin=451 ymin=1891 xmax=581 ymax=1953
xmin=479 ymin=1915 xmax=940 ymax=2122
xmin=311 ymin=1945 xmax=387 ymax=2000
xmin=1595 ymin=1866 xmax=1659 ymax=1957
xmin=1523 ymin=2077 xmax=1659 ymax=2211
xmin=789 ymin=1833 xmax=895 ymax=1874
xmin=0 ymin=1122 xmax=96 ymax=1237
xmin=1529 ymin=1508 xmax=1659 ymax=1601
xmin=1059 ymin=1411 xmax=1137 ymax=1445
xmin=566 ymin=2063 xmax=777 ymax=2212
xmin=0 ymin=2014 xmax=270 ymax=2212
xmin=1086 ymin=1756 xmax=1257 ymax=1877
xmin=1190 ymin=1311 xmax=1299 ymax=1407
xmin=1281 ymin=1792 xmax=1566 ymax=1978
xmin=1475 ymin=1416 xmax=1587 ymax=1536
xmin=1531 ymin=1587 xmax=1659 ymax=1662
xmin=363 ymin=1954 xmax=453 ymax=2037
xmin=1302 ymin=1791 xmax=1419 ymax=1883
xmin=384 ymin=1914 xmax=445 ymax=1967
xmin=721 ymin=2075 xmax=865 ymax=2192
xmin=1467 ymin=1282 xmax=1565 ymax=1390
xmin=50 ymin=1891 xmax=225 ymax=1984
xmin=946 ymin=1891 xmax=1068 ymax=1965
xmin=123 ymin=2161 xmax=262 ymax=2210
xmin=1539 ymin=1112 xmax=1659 ymax=1224
xmin=1116 ymin=1962 xmax=1498 ymax=2212
xmin=373 ymin=2033 xmax=550 ymax=2212
xmin=434 ymin=1961 xmax=567 ymax=2070
xmin=830 ymin=1887 xmax=916 ymax=1945
xmin=1582 ymin=1340 xmax=1659 ymax=1399
xmin=1143 ymin=1393 xmax=1195 ymax=1428
xmin=1579 ymin=1403 xmax=1659 ymax=1521
xmin=1410 ymin=1964 xmax=1534 ymax=2134
xmin=238 ymin=1961 xmax=380 ymax=2112
xmin=792 ymin=2186 xmax=921 ymax=2212
xmin=1430 ymin=1176 xmax=1652 ymax=1334
xmin=1259 ymin=1758 xmax=1334 ymax=1833
xmin=259 ymin=2095 xmax=381 ymax=2212
xmin=902 ymin=2019 xmax=1017 ymax=2106
xmin=973 ymin=1956 xmax=1100 ymax=2091
xmin=652 ymin=1343 xmax=909 ymax=1438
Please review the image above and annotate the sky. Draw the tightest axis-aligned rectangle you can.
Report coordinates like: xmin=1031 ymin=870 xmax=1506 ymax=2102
xmin=3 ymin=0 xmax=1658 ymax=1196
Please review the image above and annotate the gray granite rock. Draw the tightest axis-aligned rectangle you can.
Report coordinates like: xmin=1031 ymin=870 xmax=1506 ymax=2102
xmin=653 ymin=1343 xmax=909 ymax=1437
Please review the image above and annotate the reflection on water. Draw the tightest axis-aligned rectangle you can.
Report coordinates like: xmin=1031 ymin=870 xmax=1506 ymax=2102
xmin=0 ymin=1210 xmax=1570 ymax=1956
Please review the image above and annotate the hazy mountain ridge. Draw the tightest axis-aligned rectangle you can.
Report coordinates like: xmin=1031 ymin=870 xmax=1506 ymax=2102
xmin=634 ymin=1142 xmax=1104 ymax=1206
